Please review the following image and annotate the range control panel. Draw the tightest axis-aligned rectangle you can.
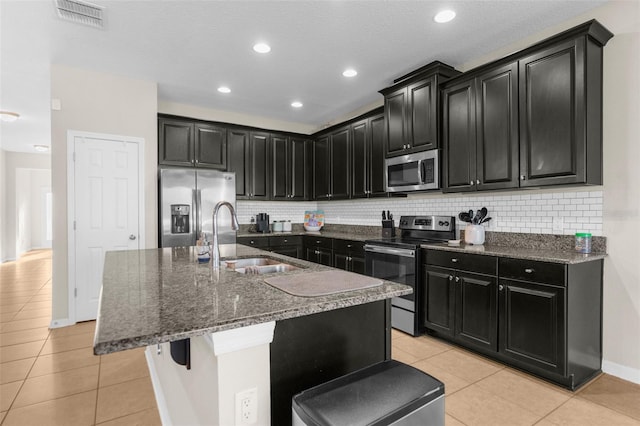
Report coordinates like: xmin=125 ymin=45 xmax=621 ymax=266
xmin=399 ymin=215 xmax=454 ymax=232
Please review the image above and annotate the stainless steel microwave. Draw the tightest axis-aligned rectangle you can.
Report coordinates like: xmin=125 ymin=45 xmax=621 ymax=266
xmin=385 ymin=150 xmax=439 ymax=192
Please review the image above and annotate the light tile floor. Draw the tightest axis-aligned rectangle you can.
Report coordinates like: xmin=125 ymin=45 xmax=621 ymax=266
xmin=1 ymin=250 xmax=639 ymax=425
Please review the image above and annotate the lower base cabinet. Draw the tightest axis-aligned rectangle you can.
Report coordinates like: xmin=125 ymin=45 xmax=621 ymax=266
xmin=423 ymin=250 xmax=603 ymax=390
xmin=237 ymin=236 xmax=303 ymax=259
xmin=333 ymin=239 xmax=366 ymax=274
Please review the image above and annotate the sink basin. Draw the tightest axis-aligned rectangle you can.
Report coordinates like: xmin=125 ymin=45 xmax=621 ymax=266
xmin=225 ymin=257 xmax=301 ymax=275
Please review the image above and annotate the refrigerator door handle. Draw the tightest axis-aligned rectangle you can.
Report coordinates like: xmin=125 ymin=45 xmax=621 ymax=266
xmin=195 ymin=189 xmax=201 ymax=238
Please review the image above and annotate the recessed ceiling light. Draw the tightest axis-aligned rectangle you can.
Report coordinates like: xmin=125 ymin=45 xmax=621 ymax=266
xmin=217 ymin=86 xmax=231 ymax=94
xmin=291 ymin=101 xmax=303 ymax=108
xmin=434 ymin=10 xmax=456 ymax=23
xmin=0 ymin=111 xmax=20 ymax=122
xmin=33 ymin=145 xmax=49 ymax=152
xmin=253 ymin=43 xmax=271 ymax=53
xmin=342 ymin=69 xmax=357 ymax=78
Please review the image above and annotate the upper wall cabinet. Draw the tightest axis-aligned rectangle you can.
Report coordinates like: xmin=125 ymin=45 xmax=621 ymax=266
xmin=380 ymin=61 xmax=460 ymax=157
xmin=272 ymin=135 xmax=312 ymax=201
xmin=314 ymin=126 xmax=351 ymax=200
xmin=442 ymin=62 xmax=519 ymax=192
xmin=351 ymin=112 xmax=387 ymax=198
xmin=443 ymin=20 xmax=613 ymax=192
xmin=158 ymin=117 xmax=227 ymax=169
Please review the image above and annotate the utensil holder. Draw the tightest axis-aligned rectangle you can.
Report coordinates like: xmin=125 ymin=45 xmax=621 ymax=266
xmin=464 ymin=224 xmax=485 ymax=245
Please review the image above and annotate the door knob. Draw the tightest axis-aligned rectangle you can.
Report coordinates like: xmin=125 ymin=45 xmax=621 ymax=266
xmin=129 ymin=234 xmax=137 ymax=240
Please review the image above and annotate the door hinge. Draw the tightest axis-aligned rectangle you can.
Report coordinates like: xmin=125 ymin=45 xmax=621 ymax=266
xmin=74 ymin=288 xmax=77 ymax=297
xmin=73 ymin=152 xmax=76 ymax=162
xmin=73 ymin=220 xmax=76 ymax=230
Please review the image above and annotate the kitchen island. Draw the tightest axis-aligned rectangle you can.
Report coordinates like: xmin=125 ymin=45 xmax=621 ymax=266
xmin=94 ymin=244 xmax=411 ymax=425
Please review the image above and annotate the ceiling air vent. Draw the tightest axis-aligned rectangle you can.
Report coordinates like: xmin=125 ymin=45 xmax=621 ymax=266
xmin=54 ymin=0 xmax=105 ymax=29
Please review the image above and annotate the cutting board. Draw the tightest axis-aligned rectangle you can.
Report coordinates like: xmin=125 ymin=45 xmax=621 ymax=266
xmin=264 ymin=270 xmax=383 ymax=297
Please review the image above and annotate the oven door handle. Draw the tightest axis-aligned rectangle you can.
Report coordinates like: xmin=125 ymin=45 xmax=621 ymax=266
xmin=364 ymin=245 xmax=415 ymax=258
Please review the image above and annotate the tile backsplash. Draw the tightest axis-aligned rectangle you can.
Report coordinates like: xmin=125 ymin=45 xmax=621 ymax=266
xmin=237 ymin=189 xmax=603 ymax=237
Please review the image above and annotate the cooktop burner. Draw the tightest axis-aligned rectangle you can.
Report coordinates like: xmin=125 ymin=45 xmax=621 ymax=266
xmin=365 ymin=215 xmax=456 ymax=247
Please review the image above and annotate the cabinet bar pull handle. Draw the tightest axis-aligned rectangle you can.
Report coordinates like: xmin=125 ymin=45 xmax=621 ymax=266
xmin=455 ymin=276 xmax=460 ymax=282
xmin=525 ymin=268 xmax=534 ymax=273
xmin=449 ymin=275 xmax=454 ymax=281
xmin=451 ymin=258 xmax=458 ymax=263
xmin=476 ymin=179 xmax=480 ymax=185
xmin=499 ymin=284 xmax=504 ymax=291
xmin=520 ymin=175 xmax=526 ymax=180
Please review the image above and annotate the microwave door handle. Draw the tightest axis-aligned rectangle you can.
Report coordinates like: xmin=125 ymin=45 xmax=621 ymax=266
xmin=417 ymin=159 xmax=424 ymax=184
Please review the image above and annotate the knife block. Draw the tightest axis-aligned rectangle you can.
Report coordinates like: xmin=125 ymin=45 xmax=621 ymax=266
xmin=381 ymin=220 xmax=395 ymax=238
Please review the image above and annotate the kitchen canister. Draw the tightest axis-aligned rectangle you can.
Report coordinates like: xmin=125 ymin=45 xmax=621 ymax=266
xmin=272 ymin=221 xmax=283 ymax=232
xmin=575 ymin=232 xmax=592 ymax=253
xmin=283 ymin=220 xmax=292 ymax=232
xmin=464 ymin=224 xmax=485 ymax=245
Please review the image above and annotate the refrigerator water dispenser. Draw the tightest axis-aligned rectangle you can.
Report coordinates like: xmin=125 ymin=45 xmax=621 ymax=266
xmin=171 ymin=205 xmax=191 ymax=234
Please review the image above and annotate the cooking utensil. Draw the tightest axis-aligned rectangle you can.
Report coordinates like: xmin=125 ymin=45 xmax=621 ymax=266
xmin=480 ymin=216 xmax=492 ymax=225
xmin=382 ymin=211 xmax=386 ymax=220
xmin=387 ymin=210 xmax=391 ymax=221
xmin=458 ymin=212 xmax=472 ymax=223
xmin=478 ymin=207 xmax=488 ymax=224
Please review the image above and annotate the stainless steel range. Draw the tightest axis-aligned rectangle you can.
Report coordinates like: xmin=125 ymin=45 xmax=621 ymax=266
xmin=365 ymin=216 xmax=456 ymax=336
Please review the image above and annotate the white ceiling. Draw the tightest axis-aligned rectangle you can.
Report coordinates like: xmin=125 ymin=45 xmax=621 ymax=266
xmin=0 ymin=0 xmax=607 ymax=153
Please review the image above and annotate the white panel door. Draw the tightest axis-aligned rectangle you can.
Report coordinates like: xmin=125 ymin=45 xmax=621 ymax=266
xmin=73 ymin=135 xmax=140 ymax=321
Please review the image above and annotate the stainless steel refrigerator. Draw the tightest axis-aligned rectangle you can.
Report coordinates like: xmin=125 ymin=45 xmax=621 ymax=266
xmin=159 ymin=167 xmax=236 ymax=248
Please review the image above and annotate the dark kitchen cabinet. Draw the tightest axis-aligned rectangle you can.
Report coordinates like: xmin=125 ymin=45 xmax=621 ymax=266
xmin=313 ymin=127 xmax=350 ymax=201
xmin=159 ymin=118 xmax=194 ymax=166
xmin=227 ymin=129 xmax=250 ymax=197
xmin=442 ymin=62 xmax=518 ymax=192
xmin=194 ymin=123 xmax=227 ymax=169
xmin=313 ymin=136 xmax=330 ymax=201
xmin=330 ymin=127 xmax=351 ymax=200
xmin=423 ymin=251 xmax=498 ymax=353
xmin=518 ymin=36 xmax=605 ymax=187
xmin=272 ymin=136 xmax=311 ymax=201
xmin=442 ymin=20 xmax=612 ymax=193
xmin=245 ymin=132 xmax=270 ymax=200
xmin=424 ymin=248 xmax=604 ymax=390
xmin=499 ymin=278 xmax=565 ymax=376
xmin=237 ymin=236 xmax=303 ymax=259
xmin=304 ymin=236 xmax=333 ymax=267
xmin=351 ymin=113 xmax=387 ymax=198
xmin=333 ymin=239 xmax=366 ymax=275
xmin=380 ymin=62 xmax=460 ymax=157
xmin=158 ymin=118 xmax=226 ymax=169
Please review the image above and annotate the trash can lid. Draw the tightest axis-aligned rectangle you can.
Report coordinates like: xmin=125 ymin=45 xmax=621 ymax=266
xmin=292 ymin=360 xmax=444 ymax=426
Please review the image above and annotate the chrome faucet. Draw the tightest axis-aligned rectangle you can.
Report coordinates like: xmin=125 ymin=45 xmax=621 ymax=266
xmin=211 ymin=201 xmax=239 ymax=270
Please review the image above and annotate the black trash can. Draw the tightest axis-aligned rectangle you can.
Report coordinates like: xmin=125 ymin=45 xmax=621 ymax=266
xmin=292 ymin=360 xmax=445 ymax=426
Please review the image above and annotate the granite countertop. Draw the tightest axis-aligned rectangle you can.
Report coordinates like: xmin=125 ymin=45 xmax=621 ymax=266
xmin=237 ymin=230 xmax=374 ymax=242
xmin=421 ymin=242 xmax=607 ymax=264
xmin=93 ymin=244 xmax=410 ymax=355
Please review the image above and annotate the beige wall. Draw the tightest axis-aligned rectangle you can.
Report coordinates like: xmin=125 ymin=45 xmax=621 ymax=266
xmin=50 ymin=65 xmax=158 ymax=324
xmin=1 ymin=151 xmax=50 ymax=262
xmin=458 ymin=1 xmax=640 ymax=382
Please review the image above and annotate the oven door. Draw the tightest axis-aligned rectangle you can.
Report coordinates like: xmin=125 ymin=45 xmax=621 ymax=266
xmin=364 ymin=245 xmax=416 ymax=304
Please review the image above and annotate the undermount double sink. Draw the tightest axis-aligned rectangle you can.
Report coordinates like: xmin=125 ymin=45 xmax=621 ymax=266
xmin=225 ymin=257 xmax=301 ymax=275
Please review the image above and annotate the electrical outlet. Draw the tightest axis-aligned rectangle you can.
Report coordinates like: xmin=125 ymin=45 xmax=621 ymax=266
xmin=235 ymin=387 xmax=258 ymax=425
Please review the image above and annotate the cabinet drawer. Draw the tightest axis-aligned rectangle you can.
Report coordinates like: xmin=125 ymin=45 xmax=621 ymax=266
xmin=237 ymin=236 xmax=270 ymax=248
xmin=499 ymin=258 xmax=566 ymax=286
xmin=333 ymin=239 xmax=365 ymax=254
xmin=303 ymin=236 xmax=333 ymax=249
xmin=269 ymin=236 xmax=302 ymax=247
xmin=425 ymin=250 xmax=497 ymax=276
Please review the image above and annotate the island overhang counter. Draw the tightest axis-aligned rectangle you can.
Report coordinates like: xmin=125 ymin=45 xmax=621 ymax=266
xmin=94 ymin=244 xmax=412 ymax=426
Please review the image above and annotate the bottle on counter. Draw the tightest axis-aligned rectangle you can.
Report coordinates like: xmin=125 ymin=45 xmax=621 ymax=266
xmin=575 ymin=232 xmax=592 ymax=253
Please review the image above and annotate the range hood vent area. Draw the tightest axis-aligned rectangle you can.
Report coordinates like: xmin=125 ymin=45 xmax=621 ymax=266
xmin=54 ymin=0 xmax=105 ymax=29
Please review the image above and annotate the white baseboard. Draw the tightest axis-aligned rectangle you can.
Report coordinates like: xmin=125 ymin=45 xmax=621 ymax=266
xmin=145 ymin=347 xmax=171 ymax=426
xmin=1 ymin=256 xmax=17 ymax=263
xmin=602 ymin=360 xmax=640 ymax=385
xmin=49 ymin=318 xmax=75 ymax=329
